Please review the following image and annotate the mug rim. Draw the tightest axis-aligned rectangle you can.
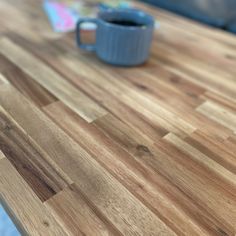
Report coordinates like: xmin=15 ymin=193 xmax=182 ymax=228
xmin=97 ymin=8 xmax=155 ymax=30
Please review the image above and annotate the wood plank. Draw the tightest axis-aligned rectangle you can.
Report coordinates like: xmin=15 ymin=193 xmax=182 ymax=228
xmin=57 ymin=50 xmax=196 ymax=138
xmin=0 ymin=150 xmax=6 ymax=160
xmin=53 ymin=39 xmax=204 ymax=110
xmin=45 ymin=184 xmax=118 ymax=236
xmin=224 ymin=136 xmax=236 ymax=155
xmin=51 ymin=45 xmax=232 ymax=141
xmin=117 ymin=69 xmax=205 ymax=109
xmin=33 ymin=42 xmax=231 ymax=142
xmin=197 ymin=101 xmax=236 ymax=133
xmin=0 ymin=73 xmax=9 ymax=84
xmin=202 ymin=91 xmax=236 ymax=113
xmin=27 ymin=44 xmax=168 ymax=141
xmin=153 ymin=23 xmax=236 ymax=76
xmin=0 ymin=1 xmax=60 ymax=41
xmin=0 ymin=53 xmax=15 ymax=72
xmin=17 ymin=33 xmax=193 ymax=136
xmin=8 ymin=35 xmax=209 ymax=140
xmin=94 ymin=113 xmax=154 ymax=151
xmin=43 ymin=101 xmax=233 ymax=236
xmin=164 ymin=133 xmax=236 ymax=194
xmin=120 ymin=65 xmax=205 ymax=108
xmin=0 ymin=37 xmax=107 ymax=122
xmin=0 ymin=84 xmax=176 ymax=236
xmin=0 ymin=105 xmax=72 ymax=201
xmin=184 ymin=130 xmax=236 ymax=174
xmin=151 ymin=43 xmax=236 ymax=102
xmin=153 ymin=139 xmax=236 ymax=235
xmin=0 ymin=158 xmax=68 ymax=236
xmin=2 ymin=66 xmax=57 ymax=107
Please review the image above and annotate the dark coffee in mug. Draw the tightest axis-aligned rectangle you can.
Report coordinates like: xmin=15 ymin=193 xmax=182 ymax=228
xmin=106 ymin=20 xmax=145 ymax=27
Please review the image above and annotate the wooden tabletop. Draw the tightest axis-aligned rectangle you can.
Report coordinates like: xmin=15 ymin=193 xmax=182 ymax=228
xmin=0 ymin=0 xmax=236 ymax=235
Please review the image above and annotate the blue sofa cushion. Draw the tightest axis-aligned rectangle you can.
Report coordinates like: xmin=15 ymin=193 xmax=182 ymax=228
xmin=141 ymin=0 xmax=236 ymax=28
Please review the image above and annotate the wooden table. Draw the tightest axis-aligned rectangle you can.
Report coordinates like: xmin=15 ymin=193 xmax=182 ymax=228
xmin=0 ymin=1 xmax=236 ymax=235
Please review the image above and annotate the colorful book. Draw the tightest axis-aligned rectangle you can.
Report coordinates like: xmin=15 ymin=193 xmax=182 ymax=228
xmin=43 ymin=0 xmax=132 ymax=32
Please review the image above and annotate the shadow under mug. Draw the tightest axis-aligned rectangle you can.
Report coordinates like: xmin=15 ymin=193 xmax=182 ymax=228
xmin=76 ymin=9 xmax=155 ymax=66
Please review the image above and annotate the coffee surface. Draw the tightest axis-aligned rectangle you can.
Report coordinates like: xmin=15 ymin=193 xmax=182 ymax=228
xmin=107 ymin=20 xmax=144 ymax=27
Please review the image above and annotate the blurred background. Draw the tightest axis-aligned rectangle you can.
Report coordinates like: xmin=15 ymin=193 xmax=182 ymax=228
xmin=42 ymin=0 xmax=236 ymax=34
xmin=141 ymin=0 xmax=236 ymax=33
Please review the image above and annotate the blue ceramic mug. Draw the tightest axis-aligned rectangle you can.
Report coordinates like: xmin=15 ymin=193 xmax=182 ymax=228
xmin=76 ymin=9 xmax=154 ymax=66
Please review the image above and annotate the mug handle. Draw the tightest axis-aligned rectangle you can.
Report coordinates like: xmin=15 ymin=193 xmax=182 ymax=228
xmin=76 ymin=18 xmax=98 ymax=52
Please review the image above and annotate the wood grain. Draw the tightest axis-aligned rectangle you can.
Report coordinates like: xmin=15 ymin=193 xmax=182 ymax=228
xmin=46 ymin=184 xmax=117 ymax=236
xmin=0 ymin=150 xmax=6 ymax=160
xmin=56 ymin=48 xmax=196 ymax=138
xmin=0 ymin=105 xmax=71 ymax=201
xmin=0 ymin=53 xmax=15 ymax=72
xmin=0 ymin=158 xmax=68 ymax=235
xmin=197 ymin=101 xmax=236 ymax=133
xmin=0 ymin=85 xmax=176 ymax=236
xmin=164 ymin=133 xmax=236 ymax=194
xmin=0 ymin=73 xmax=9 ymax=85
xmin=0 ymin=0 xmax=236 ymax=235
xmin=184 ymin=130 xmax=236 ymax=174
xmin=0 ymin=38 xmax=107 ymax=122
xmin=43 ymin=101 xmax=236 ymax=236
xmin=2 ymin=64 xmax=57 ymax=107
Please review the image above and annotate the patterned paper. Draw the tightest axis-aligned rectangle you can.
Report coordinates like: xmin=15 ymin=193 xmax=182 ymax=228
xmin=43 ymin=0 xmax=131 ymax=32
xmin=43 ymin=1 xmax=82 ymax=32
